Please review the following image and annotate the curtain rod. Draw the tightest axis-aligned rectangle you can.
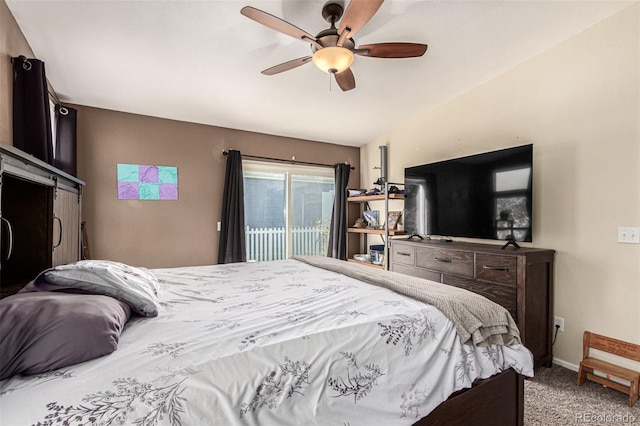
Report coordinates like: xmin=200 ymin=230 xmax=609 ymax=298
xmin=48 ymin=90 xmax=62 ymax=106
xmin=223 ymin=150 xmax=354 ymax=170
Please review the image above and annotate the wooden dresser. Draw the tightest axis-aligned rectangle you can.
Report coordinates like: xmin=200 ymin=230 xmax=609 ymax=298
xmin=390 ymin=238 xmax=554 ymax=368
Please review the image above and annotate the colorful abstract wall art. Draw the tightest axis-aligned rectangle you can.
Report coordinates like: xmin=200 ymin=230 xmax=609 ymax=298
xmin=117 ymin=163 xmax=178 ymax=200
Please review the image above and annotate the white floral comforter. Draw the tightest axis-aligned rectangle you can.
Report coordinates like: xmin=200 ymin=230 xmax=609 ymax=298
xmin=0 ymin=259 xmax=533 ymax=426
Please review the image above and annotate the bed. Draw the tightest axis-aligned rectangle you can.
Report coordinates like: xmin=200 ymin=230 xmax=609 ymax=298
xmin=0 ymin=256 xmax=533 ymax=425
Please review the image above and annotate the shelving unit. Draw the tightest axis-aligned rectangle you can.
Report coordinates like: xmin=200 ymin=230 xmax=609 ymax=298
xmin=347 ymin=227 xmax=406 ymax=235
xmin=346 ymin=182 xmax=405 ymax=270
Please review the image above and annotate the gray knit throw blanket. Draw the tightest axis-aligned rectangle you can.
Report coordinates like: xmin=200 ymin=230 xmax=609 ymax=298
xmin=293 ymin=255 xmax=522 ymax=347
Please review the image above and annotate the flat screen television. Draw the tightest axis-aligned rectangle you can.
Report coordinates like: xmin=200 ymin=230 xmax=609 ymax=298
xmin=404 ymin=144 xmax=533 ymax=244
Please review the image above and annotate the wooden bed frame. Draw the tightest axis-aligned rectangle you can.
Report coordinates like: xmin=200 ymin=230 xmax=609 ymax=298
xmin=414 ymin=369 xmax=524 ymax=426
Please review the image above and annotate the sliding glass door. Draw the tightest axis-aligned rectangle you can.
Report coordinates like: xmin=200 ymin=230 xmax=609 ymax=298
xmin=243 ymin=161 xmax=334 ymax=261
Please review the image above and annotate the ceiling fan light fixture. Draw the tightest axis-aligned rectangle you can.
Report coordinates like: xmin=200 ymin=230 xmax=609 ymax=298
xmin=312 ymin=46 xmax=354 ymax=74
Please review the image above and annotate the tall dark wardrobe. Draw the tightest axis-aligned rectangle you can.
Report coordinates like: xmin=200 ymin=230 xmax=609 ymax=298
xmin=0 ymin=143 xmax=84 ymax=297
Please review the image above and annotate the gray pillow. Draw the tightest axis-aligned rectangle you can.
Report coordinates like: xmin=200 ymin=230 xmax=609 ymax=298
xmin=28 ymin=260 xmax=160 ymax=317
xmin=0 ymin=291 xmax=131 ymax=380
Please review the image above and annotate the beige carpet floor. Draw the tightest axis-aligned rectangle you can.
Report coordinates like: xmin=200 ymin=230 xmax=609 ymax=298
xmin=524 ymin=364 xmax=639 ymax=425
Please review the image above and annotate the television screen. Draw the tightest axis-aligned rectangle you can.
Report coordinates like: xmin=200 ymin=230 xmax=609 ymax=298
xmin=404 ymin=144 xmax=533 ymax=242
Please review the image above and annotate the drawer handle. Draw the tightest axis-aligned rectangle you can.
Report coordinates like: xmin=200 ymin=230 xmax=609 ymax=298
xmin=1 ymin=217 xmax=13 ymax=261
xmin=483 ymin=265 xmax=510 ymax=272
xmin=53 ymin=216 xmax=63 ymax=248
xmin=435 ymin=257 xmax=452 ymax=263
xmin=397 ymin=252 xmax=412 ymax=256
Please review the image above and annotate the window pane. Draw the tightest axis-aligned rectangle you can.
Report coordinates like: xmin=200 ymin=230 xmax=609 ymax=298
xmin=244 ymin=170 xmax=286 ymax=261
xmin=243 ymin=161 xmax=335 ymax=261
xmin=291 ymin=174 xmax=335 ymax=256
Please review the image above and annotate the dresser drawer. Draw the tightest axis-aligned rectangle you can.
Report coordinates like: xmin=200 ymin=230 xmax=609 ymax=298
xmin=444 ymin=275 xmax=517 ymax=320
xmin=391 ymin=243 xmax=415 ymax=266
xmin=475 ymin=254 xmax=517 ymax=285
xmin=416 ymin=246 xmax=474 ymax=277
xmin=392 ymin=264 xmax=442 ymax=282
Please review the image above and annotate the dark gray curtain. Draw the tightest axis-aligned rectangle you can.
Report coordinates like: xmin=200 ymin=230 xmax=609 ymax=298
xmin=327 ymin=163 xmax=351 ymax=259
xmin=12 ymin=56 xmax=53 ymax=164
xmin=54 ymin=105 xmax=77 ymax=176
xmin=218 ymin=150 xmax=246 ymax=264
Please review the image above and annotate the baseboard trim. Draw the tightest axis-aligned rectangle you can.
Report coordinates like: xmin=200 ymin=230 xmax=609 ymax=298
xmin=552 ymin=357 xmax=579 ymax=372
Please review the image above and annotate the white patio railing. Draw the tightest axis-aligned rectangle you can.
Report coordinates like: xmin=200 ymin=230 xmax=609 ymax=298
xmin=246 ymin=226 xmax=328 ymax=261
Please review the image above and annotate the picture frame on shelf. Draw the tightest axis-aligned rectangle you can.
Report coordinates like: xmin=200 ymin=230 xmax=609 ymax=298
xmin=386 ymin=211 xmax=402 ymax=231
xmin=363 ymin=210 xmax=379 ymax=228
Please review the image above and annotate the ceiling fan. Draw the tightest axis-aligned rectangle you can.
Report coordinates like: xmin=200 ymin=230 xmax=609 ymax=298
xmin=241 ymin=0 xmax=428 ymax=91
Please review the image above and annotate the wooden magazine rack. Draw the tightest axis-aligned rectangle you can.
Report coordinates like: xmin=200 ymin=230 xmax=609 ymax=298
xmin=577 ymin=331 xmax=640 ymax=407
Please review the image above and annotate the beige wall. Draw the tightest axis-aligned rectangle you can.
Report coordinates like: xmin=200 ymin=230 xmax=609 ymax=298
xmin=0 ymin=0 xmax=36 ymax=144
xmin=75 ymin=105 xmax=360 ymax=268
xmin=361 ymin=4 xmax=640 ymax=368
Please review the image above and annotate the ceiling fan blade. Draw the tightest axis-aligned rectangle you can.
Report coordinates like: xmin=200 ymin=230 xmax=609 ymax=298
xmin=338 ymin=0 xmax=384 ymax=40
xmin=356 ymin=43 xmax=428 ymax=58
xmin=241 ymin=6 xmax=318 ymax=44
xmin=261 ymin=56 xmax=313 ymax=75
xmin=334 ymin=68 xmax=356 ymax=91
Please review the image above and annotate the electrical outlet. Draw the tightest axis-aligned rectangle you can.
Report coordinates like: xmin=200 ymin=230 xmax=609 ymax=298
xmin=618 ymin=227 xmax=640 ymax=244
xmin=554 ymin=316 xmax=565 ymax=332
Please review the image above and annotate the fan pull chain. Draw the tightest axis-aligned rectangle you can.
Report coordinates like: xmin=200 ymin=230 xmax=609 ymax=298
xmin=329 ymin=73 xmax=332 ymax=91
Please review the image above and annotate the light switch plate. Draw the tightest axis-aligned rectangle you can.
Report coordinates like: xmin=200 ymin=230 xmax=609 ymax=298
xmin=618 ymin=227 xmax=640 ymax=244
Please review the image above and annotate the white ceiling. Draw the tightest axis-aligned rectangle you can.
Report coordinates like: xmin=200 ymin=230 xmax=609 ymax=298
xmin=7 ymin=0 xmax=634 ymax=147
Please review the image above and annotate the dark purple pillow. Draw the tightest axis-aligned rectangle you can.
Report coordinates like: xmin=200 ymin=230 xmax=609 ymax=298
xmin=0 ymin=291 xmax=131 ymax=380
